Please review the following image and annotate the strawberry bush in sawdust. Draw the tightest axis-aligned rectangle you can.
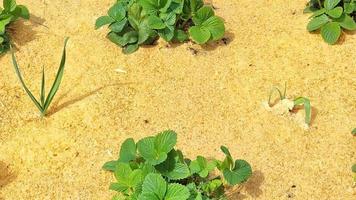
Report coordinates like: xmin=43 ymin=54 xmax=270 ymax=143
xmin=305 ymin=0 xmax=356 ymax=44
xmin=103 ymin=130 xmax=252 ymax=200
xmin=0 ymin=0 xmax=29 ymax=54
xmin=95 ymin=0 xmax=225 ymax=54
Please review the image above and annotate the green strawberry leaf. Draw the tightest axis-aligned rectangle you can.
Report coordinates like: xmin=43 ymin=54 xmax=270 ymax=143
xmin=189 ymin=25 xmax=210 ymax=44
xmin=169 ymin=0 xmax=184 ymax=14
xmin=163 ymin=162 xmax=190 ymax=180
xmin=154 ymin=130 xmax=177 ymax=154
xmin=3 ymin=0 xmax=16 ymax=12
xmin=156 ymin=150 xmax=190 ymax=180
xmin=193 ymin=6 xmax=214 ymax=25
xmin=109 ymin=19 xmax=128 ymax=32
xmin=219 ymin=146 xmax=234 ymax=170
xmin=113 ymin=162 xmax=143 ymax=191
xmin=109 ymin=182 xmax=128 ymax=192
xmin=201 ymin=179 xmax=224 ymax=196
xmin=95 ymin=16 xmax=115 ymax=29
xmin=139 ymin=0 xmax=160 ymax=14
xmin=12 ymin=5 xmax=30 ymax=20
xmin=108 ymin=30 xmax=138 ymax=47
xmin=336 ymin=14 xmax=356 ymax=30
xmin=173 ymin=29 xmax=189 ymax=42
xmin=137 ymin=130 xmax=177 ymax=165
xmin=189 ymin=156 xmax=216 ymax=178
xmin=309 ymin=8 xmax=326 ymax=18
xmin=114 ymin=162 xmax=132 ymax=182
xmin=344 ymin=3 xmax=354 ymax=14
xmin=324 ymin=0 xmax=341 ymax=10
xmin=102 ymin=160 xmax=119 ymax=172
xmin=223 ymin=159 xmax=252 ymax=185
xmin=164 ymin=12 xmax=176 ymax=26
xmin=138 ymin=136 xmax=164 ymax=165
xmin=139 ymin=173 xmax=167 ymax=199
xmin=189 ymin=0 xmax=204 ymax=14
xmin=307 ymin=14 xmax=330 ymax=31
xmin=123 ymin=43 xmax=139 ymax=54
xmin=147 ymin=15 xmax=166 ymax=29
xmin=118 ymin=138 xmax=137 ymax=163
xmin=108 ymin=3 xmax=126 ymax=21
xmin=159 ymin=0 xmax=173 ymax=13
xmin=165 ymin=183 xmax=190 ymax=200
xmin=321 ymin=22 xmax=342 ymax=44
xmin=158 ymin=25 xmax=175 ymax=41
xmin=326 ymin=6 xmax=343 ymax=18
xmin=0 ymin=17 xmax=12 ymax=34
xmin=202 ymin=16 xmax=225 ymax=40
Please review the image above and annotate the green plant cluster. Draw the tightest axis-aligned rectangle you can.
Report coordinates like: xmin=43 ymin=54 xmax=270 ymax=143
xmin=305 ymin=0 xmax=356 ymax=44
xmin=95 ymin=0 xmax=225 ymax=54
xmin=11 ymin=38 xmax=69 ymax=117
xmin=0 ymin=0 xmax=29 ymax=54
xmin=103 ymin=130 xmax=252 ymax=200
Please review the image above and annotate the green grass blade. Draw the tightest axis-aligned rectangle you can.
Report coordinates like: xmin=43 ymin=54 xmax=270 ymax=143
xmin=11 ymin=50 xmax=44 ymax=113
xmin=40 ymin=66 xmax=45 ymax=107
xmin=43 ymin=38 xmax=69 ymax=113
xmin=268 ymin=87 xmax=284 ymax=105
xmin=294 ymin=97 xmax=311 ymax=125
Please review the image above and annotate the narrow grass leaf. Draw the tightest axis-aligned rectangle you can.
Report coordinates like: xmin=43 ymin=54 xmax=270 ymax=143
xmin=268 ymin=86 xmax=285 ymax=105
xmin=43 ymin=38 xmax=69 ymax=113
xmin=11 ymin=50 xmax=43 ymax=112
xmin=40 ymin=67 xmax=45 ymax=107
xmin=294 ymin=97 xmax=312 ymax=125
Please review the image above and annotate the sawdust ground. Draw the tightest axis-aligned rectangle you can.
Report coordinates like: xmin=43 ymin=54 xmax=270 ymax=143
xmin=0 ymin=0 xmax=355 ymax=199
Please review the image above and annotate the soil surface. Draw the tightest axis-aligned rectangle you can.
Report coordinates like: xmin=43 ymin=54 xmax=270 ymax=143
xmin=0 ymin=0 xmax=355 ymax=199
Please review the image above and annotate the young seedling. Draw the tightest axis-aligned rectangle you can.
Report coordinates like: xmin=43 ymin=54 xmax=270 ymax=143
xmin=305 ymin=0 xmax=356 ymax=44
xmin=0 ymin=0 xmax=30 ymax=54
xmin=11 ymin=38 xmax=69 ymax=117
xmin=95 ymin=0 xmax=225 ymax=54
xmin=268 ymin=83 xmax=312 ymax=126
xmin=103 ymin=130 xmax=252 ymax=200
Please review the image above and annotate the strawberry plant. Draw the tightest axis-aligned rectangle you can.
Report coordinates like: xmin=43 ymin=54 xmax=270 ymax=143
xmin=305 ymin=0 xmax=356 ymax=44
xmin=95 ymin=0 xmax=225 ymax=54
xmin=11 ymin=38 xmax=69 ymax=117
xmin=103 ymin=130 xmax=252 ymax=199
xmin=0 ymin=0 xmax=30 ymax=54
